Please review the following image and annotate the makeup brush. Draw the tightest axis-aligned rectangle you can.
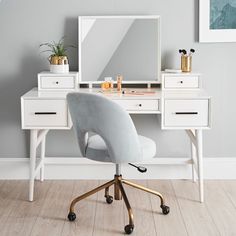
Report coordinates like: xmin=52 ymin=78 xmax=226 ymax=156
xmin=189 ymin=48 xmax=195 ymax=56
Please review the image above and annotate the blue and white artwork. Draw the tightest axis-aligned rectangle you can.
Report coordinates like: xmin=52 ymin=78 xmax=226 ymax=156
xmin=210 ymin=0 xmax=236 ymax=29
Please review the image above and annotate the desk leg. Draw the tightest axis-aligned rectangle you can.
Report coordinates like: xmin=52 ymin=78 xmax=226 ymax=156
xmin=29 ymin=129 xmax=37 ymax=202
xmin=190 ymin=130 xmax=197 ymax=183
xmin=196 ymin=129 xmax=204 ymax=203
xmin=40 ymin=134 xmax=46 ymax=182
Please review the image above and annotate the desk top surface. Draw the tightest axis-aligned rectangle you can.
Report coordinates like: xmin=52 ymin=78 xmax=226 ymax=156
xmin=21 ymin=87 xmax=210 ymax=100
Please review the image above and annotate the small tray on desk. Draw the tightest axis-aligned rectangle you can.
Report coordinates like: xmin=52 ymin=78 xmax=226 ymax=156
xmin=99 ymin=89 xmax=156 ymax=96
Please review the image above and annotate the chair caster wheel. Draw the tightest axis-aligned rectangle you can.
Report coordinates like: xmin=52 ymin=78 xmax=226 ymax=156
xmin=161 ymin=205 xmax=170 ymax=215
xmin=68 ymin=212 xmax=76 ymax=221
xmin=105 ymin=195 xmax=113 ymax=204
xmin=124 ymin=224 xmax=134 ymax=234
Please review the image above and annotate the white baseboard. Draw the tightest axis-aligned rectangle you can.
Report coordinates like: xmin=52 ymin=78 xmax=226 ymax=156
xmin=0 ymin=157 xmax=236 ymax=179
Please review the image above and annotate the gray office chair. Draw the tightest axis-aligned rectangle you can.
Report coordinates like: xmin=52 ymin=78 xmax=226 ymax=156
xmin=67 ymin=92 xmax=169 ymax=234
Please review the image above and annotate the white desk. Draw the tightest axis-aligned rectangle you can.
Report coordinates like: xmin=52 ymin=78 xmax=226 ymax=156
xmin=21 ymin=73 xmax=211 ymax=203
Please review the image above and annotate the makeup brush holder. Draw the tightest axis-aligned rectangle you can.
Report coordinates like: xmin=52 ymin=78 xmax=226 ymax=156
xmin=181 ymin=55 xmax=192 ymax=72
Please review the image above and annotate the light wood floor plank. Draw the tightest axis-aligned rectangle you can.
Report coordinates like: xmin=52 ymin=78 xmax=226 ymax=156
xmin=204 ymin=181 xmax=236 ymax=235
xmin=122 ymin=180 xmax=156 ymax=236
xmin=221 ymin=180 xmax=236 ymax=208
xmin=0 ymin=181 xmax=26 ymax=230
xmin=0 ymin=180 xmax=236 ymax=236
xmin=93 ymin=182 xmax=124 ymax=236
xmin=172 ymin=180 xmax=220 ymax=236
xmin=30 ymin=180 xmax=75 ymax=236
xmin=0 ymin=179 xmax=5 ymax=188
xmin=0 ymin=180 xmax=52 ymax=236
xmin=148 ymin=180 xmax=188 ymax=236
xmin=61 ymin=180 xmax=99 ymax=236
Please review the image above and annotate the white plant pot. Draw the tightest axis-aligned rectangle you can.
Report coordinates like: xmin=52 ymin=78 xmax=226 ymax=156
xmin=50 ymin=64 xmax=69 ymax=74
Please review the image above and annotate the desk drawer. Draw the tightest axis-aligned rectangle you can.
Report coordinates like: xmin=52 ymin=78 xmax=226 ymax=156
xmin=23 ymin=100 xmax=68 ymax=127
xmin=114 ymin=99 xmax=159 ymax=111
xmin=40 ymin=76 xmax=75 ymax=89
xmin=164 ymin=76 xmax=199 ymax=89
xmin=164 ymin=99 xmax=209 ymax=127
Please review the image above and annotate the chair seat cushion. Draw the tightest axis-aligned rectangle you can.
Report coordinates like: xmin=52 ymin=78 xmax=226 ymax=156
xmin=85 ymin=134 xmax=156 ymax=163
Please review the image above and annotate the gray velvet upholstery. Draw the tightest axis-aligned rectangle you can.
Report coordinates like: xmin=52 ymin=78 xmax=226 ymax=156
xmin=67 ymin=92 xmax=156 ymax=164
xmin=86 ymin=134 xmax=156 ymax=163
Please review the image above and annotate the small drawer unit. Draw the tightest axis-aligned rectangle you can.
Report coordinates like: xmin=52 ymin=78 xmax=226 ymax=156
xmin=162 ymin=73 xmax=201 ymax=90
xmin=114 ymin=99 xmax=159 ymax=113
xmin=22 ymin=99 xmax=71 ymax=129
xmin=162 ymin=99 xmax=210 ymax=129
xmin=38 ymin=72 xmax=78 ymax=91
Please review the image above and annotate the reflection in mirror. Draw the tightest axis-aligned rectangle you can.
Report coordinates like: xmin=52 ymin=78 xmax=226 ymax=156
xmin=79 ymin=16 xmax=160 ymax=82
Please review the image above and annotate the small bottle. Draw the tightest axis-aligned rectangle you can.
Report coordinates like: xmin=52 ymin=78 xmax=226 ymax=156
xmin=101 ymin=77 xmax=113 ymax=91
xmin=106 ymin=77 xmax=114 ymax=90
xmin=101 ymin=81 xmax=110 ymax=90
xmin=117 ymin=75 xmax=123 ymax=92
xmin=109 ymin=79 xmax=114 ymax=90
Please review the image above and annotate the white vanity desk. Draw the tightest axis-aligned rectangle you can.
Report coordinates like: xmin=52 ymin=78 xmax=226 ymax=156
xmin=21 ymin=73 xmax=211 ymax=203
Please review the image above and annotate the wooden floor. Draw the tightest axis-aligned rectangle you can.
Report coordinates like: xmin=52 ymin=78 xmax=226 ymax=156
xmin=0 ymin=180 xmax=236 ymax=236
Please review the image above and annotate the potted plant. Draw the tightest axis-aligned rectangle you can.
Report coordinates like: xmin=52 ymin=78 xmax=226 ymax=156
xmin=40 ymin=37 xmax=75 ymax=73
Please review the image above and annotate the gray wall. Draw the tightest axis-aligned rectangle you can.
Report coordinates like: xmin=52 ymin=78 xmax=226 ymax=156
xmin=0 ymin=0 xmax=235 ymax=158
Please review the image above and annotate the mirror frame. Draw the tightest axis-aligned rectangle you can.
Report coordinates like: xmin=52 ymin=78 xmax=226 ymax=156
xmin=78 ymin=15 xmax=161 ymax=84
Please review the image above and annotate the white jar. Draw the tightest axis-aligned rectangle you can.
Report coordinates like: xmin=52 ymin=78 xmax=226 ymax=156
xmin=50 ymin=64 xmax=69 ymax=74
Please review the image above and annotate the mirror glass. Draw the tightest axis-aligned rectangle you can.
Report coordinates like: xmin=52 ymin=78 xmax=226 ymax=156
xmin=79 ymin=17 xmax=160 ymax=82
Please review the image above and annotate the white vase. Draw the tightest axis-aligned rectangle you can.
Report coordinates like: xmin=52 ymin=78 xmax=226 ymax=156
xmin=50 ymin=64 xmax=69 ymax=74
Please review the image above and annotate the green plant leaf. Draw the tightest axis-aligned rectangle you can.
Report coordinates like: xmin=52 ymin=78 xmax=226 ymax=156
xmin=39 ymin=49 xmax=54 ymax=54
xmin=39 ymin=43 xmax=54 ymax=48
xmin=59 ymin=36 xmax=66 ymax=45
xmin=39 ymin=36 xmax=75 ymax=56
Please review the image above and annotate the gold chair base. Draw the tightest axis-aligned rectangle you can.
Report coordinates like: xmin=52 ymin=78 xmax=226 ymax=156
xmin=68 ymin=175 xmax=169 ymax=232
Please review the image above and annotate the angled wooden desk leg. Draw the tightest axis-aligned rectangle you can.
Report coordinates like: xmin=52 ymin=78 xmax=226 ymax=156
xmin=29 ymin=129 xmax=48 ymax=201
xmin=38 ymin=130 xmax=48 ymax=183
xmin=196 ymin=129 xmax=204 ymax=203
xmin=40 ymin=134 xmax=46 ymax=182
xmin=29 ymin=129 xmax=38 ymax=202
xmin=186 ymin=129 xmax=203 ymax=202
xmin=190 ymin=130 xmax=197 ymax=183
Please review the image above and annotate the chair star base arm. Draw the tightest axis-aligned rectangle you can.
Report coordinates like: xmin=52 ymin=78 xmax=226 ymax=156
xmin=121 ymin=179 xmax=165 ymax=206
xmin=68 ymin=175 xmax=169 ymax=234
xmin=117 ymin=177 xmax=134 ymax=228
xmin=69 ymin=178 xmax=116 ymax=213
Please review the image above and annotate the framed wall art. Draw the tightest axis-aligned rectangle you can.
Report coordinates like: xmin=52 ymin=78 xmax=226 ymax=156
xmin=199 ymin=0 xmax=236 ymax=42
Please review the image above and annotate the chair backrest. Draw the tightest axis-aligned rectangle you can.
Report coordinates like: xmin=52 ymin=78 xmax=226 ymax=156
xmin=67 ymin=92 xmax=142 ymax=163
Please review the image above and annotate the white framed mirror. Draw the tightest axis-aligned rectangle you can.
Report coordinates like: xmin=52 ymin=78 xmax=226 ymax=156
xmin=78 ymin=15 xmax=161 ymax=84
